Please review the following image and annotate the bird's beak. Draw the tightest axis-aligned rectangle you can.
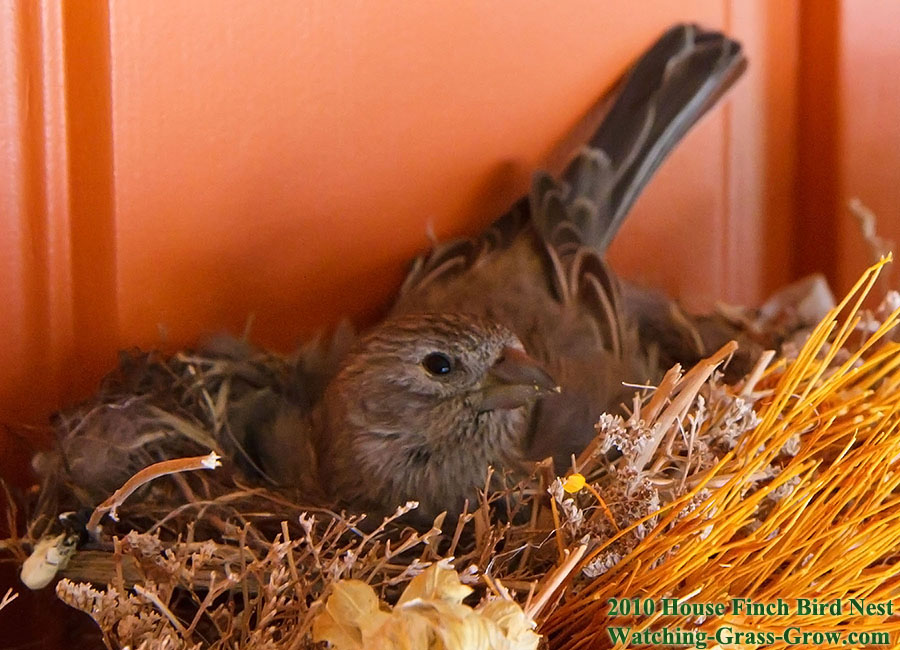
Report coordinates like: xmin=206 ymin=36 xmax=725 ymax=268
xmin=476 ymin=347 xmax=561 ymax=411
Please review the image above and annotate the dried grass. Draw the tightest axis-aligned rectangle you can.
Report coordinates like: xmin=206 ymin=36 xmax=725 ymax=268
xmin=545 ymin=256 xmax=900 ymax=649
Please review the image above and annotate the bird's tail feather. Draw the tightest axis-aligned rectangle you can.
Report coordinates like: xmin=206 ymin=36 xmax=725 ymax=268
xmin=532 ymin=23 xmax=746 ymax=254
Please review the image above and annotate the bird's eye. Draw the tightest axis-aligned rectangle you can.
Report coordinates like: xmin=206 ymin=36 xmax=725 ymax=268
xmin=422 ymin=352 xmax=454 ymax=376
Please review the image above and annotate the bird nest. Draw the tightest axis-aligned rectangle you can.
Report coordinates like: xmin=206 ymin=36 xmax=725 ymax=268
xmin=3 ymin=257 xmax=900 ymax=650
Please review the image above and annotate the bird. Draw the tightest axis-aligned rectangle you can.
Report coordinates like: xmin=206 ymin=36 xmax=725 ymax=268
xmin=246 ymin=24 xmax=748 ymax=522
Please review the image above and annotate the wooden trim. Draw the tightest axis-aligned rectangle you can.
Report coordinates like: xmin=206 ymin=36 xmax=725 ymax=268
xmin=794 ymin=0 xmax=840 ymax=283
xmin=0 ymin=0 xmax=119 ymax=469
xmin=0 ymin=0 xmax=73 ymax=428
xmin=62 ymin=0 xmax=120 ymax=395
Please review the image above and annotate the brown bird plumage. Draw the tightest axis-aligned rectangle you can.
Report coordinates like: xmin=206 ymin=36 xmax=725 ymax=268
xmin=252 ymin=24 xmax=747 ymax=521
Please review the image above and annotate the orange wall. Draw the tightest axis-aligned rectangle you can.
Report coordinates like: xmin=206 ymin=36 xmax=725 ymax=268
xmin=2 ymin=0 xmax=899 ymax=474
xmin=836 ymin=0 xmax=900 ymax=291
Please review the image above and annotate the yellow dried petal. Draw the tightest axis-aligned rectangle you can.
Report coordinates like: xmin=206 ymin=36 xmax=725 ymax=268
xmin=434 ymin=610 xmax=494 ymax=650
xmin=397 ymin=599 xmax=487 ymax=650
xmin=398 ymin=565 xmax=472 ymax=606
xmin=479 ymin=600 xmax=540 ymax=650
xmin=312 ymin=580 xmax=390 ymax=648
xmin=366 ymin=610 xmax=432 ymax=650
xmin=312 ymin=610 xmax=362 ymax=650
xmin=562 ymin=473 xmax=586 ymax=493
xmin=315 ymin=567 xmax=539 ymax=650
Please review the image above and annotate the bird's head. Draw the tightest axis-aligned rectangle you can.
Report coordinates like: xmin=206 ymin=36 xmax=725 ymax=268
xmin=317 ymin=312 xmax=560 ymax=517
xmin=322 ymin=312 xmax=559 ymax=446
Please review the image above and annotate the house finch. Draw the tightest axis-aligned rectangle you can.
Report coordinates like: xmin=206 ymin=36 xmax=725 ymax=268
xmin=254 ymin=24 xmax=747 ymax=521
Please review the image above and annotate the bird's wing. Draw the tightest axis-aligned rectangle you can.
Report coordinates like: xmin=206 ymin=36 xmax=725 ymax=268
xmin=397 ymin=197 xmax=531 ymax=300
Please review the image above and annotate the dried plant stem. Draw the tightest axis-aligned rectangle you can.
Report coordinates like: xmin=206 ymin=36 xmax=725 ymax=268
xmin=0 ymin=588 xmax=17 ymax=613
xmin=87 ymin=452 xmax=222 ymax=534
xmin=740 ymin=348 xmax=776 ymax=396
xmin=525 ymin=543 xmax=586 ymax=619
xmin=134 ymin=583 xmax=190 ymax=639
xmin=633 ymin=340 xmax=737 ymax=471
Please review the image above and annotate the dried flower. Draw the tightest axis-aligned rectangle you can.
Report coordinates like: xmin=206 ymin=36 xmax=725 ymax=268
xmin=313 ymin=565 xmax=539 ymax=650
xmin=20 ymin=533 xmax=78 ymax=590
xmin=561 ymin=473 xmax=586 ymax=494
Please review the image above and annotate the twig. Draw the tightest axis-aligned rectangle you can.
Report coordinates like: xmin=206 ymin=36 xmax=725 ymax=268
xmin=632 ymin=341 xmax=738 ymax=472
xmin=0 ymin=588 xmax=18 ymax=613
xmin=525 ymin=543 xmax=586 ymax=619
xmin=548 ymin=494 xmax=565 ymax=563
xmin=280 ymin=521 xmax=305 ymax=602
xmin=134 ymin=583 xmax=190 ymax=639
xmin=741 ymin=349 xmax=776 ymax=397
xmin=87 ymin=452 xmax=222 ymax=535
